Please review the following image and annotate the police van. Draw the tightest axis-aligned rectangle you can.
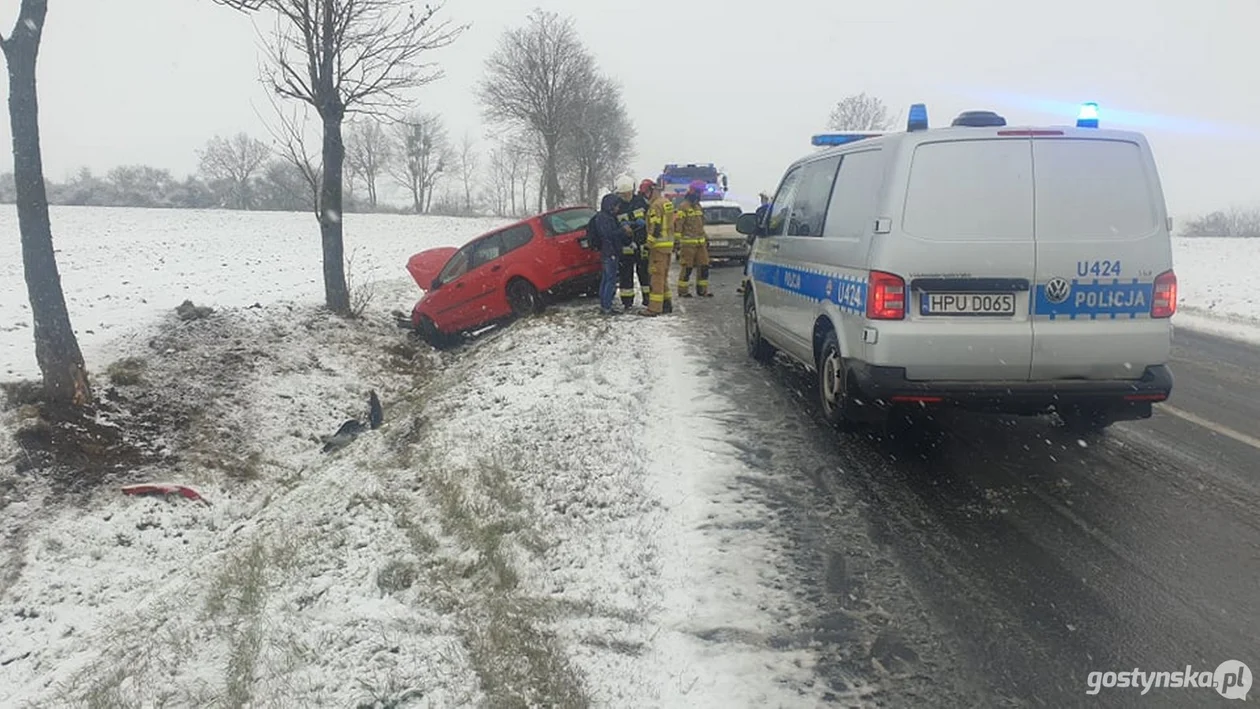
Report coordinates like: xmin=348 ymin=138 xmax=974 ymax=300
xmin=737 ymin=103 xmax=1177 ymax=432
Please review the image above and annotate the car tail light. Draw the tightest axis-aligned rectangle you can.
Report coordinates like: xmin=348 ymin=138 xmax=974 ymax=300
xmin=1151 ymin=270 xmax=1177 ymax=318
xmin=867 ymin=270 xmax=905 ymax=320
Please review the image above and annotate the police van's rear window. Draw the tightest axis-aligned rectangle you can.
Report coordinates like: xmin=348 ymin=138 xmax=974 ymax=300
xmin=1032 ymin=139 xmax=1160 ymax=241
xmin=901 ymin=139 xmax=1034 ymax=241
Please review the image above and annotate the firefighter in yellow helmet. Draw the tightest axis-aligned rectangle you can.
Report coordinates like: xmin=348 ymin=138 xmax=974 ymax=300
xmin=674 ymin=182 xmax=712 ymax=297
xmin=639 ymin=178 xmax=675 ymax=316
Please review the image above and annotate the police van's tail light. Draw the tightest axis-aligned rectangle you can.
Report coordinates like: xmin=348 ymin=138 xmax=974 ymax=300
xmin=1152 ymin=270 xmax=1177 ymax=318
xmin=868 ymin=271 xmax=905 ymax=320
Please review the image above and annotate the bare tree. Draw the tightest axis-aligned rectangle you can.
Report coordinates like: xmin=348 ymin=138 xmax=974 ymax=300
xmin=264 ymin=100 xmax=323 ymax=217
xmin=214 ymin=0 xmax=466 ymax=315
xmin=344 ymin=117 xmax=391 ymax=208
xmin=390 ymin=112 xmax=450 ymax=214
xmin=484 ymin=143 xmax=512 ymax=216
xmin=827 ymin=92 xmax=896 ymax=131
xmin=564 ymin=73 xmax=634 ymax=207
xmin=198 ymin=132 xmax=270 ymax=209
xmin=477 ymin=10 xmax=595 ymax=210
xmin=456 ymin=132 xmax=478 ymax=213
xmin=2 ymin=0 xmax=92 ymax=406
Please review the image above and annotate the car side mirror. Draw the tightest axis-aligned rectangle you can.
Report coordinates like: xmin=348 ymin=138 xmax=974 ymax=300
xmin=430 ymin=278 xmax=442 ymax=290
xmin=735 ymin=213 xmax=759 ymax=235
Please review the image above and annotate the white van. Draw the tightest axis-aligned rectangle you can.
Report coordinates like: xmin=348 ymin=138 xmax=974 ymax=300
xmin=737 ymin=104 xmax=1177 ymax=432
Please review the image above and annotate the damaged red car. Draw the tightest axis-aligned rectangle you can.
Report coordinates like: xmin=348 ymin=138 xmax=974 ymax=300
xmin=406 ymin=206 xmax=601 ymax=346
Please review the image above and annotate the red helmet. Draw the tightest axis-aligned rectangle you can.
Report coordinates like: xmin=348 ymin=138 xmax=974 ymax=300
xmin=688 ymin=179 xmax=706 ymax=192
xmin=639 ymin=179 xmax=656 ymax=194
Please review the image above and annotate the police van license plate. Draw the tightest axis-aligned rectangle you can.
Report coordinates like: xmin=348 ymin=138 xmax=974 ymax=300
xmin=921 ymin=292 xmax=1016 ymax=316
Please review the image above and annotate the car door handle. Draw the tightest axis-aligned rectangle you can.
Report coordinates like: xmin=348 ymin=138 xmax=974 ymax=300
xmin=770 ymin=243 xmax=780 ymax=250
xmin=455 ymin=282 xmax=465 ymax=288
xmin=491 ymin=265 xmax=502 ymax=272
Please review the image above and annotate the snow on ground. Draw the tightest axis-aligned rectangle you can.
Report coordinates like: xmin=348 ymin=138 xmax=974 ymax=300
xmin=416 ymin=308 xmax=838 ymax=706
xmin=1171 ymin=236 xmax=1260 ymax=345
xmin=1 ymin=285 xmax=489 ymax=707
xmin=0 ymin=205 xmax=510 ymax=381
xmin=0 ymin=282 xmax=836 ymax=706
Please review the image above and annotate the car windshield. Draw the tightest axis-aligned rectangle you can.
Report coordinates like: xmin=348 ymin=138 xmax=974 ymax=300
xmin=544 ymin=207 xmax=595 ymax=235
xmin=702 ymin=205 xmax=741 ymax=225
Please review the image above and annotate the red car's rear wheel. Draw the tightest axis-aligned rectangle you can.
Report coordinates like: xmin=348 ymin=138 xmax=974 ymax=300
xmin=507 ymin=278 xmax=542 ymax=317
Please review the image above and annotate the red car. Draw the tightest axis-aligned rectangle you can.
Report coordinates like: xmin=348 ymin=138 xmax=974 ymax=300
xmin=407 ymin=206 xmax=601 ymax=346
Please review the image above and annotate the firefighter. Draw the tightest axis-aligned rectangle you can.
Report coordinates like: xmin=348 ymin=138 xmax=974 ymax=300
xmin=675 ymin=182 xmax=712 ymax=297
xmin=613 ymin=175 xmax=650 ymax=309
xmin=639 ymin=179 xmax=675 ymax=316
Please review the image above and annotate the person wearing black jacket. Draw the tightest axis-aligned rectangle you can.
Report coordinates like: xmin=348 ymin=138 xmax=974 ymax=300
xmin=595 ymin=193 xmax=629 ymax=315
xmin=737 ymin=190 xmax=772 ymax=295
xmin=614 ymin=176 xmax=652 ymax=309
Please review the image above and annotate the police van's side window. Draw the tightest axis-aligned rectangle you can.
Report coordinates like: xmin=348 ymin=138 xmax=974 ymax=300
xmin=787 ymin=156 xmax=842 ymax=237
xmin=765 ymin=167 xmax=804 ymax=237
xmin=825 ymin=150 xmax=883 ymax=240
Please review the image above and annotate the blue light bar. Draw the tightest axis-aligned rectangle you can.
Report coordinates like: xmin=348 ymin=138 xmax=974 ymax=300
xmin=1077 ymin=102 xmax=1099 ymax=128
xmin=907 ymin=103 xmax=928 ymax=131
xmin=811 ymin=132 xmax=882 ymax=146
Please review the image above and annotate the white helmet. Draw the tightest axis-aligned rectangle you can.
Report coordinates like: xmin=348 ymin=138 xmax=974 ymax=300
xmin=614 ymin=174 xmax=635 ymax=194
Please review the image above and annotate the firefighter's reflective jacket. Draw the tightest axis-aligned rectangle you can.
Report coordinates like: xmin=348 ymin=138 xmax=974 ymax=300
xmin=646 ymin=195 xmax=675 ymax=251
xmin=674 ymin=201 xmax=706 ymax=247
xmin=615 ymin=194 xmax=649 ymax=256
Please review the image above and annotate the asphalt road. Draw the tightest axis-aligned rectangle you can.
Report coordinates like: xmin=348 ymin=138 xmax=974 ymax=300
xmin=670 ymin=262 xmax=1259 ymax=708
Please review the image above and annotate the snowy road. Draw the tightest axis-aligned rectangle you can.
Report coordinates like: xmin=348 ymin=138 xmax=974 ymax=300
xmin=674 ymin=265 xmax=1260 ymax=708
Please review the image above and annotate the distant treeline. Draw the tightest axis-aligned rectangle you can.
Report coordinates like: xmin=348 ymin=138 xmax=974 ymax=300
xmin=0 ymin=161 xmax=360 ymax=214
xmin=1179 ymin=208 xmax=1260 ymax=238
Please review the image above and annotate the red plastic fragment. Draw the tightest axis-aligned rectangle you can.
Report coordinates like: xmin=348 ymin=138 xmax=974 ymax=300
xmin=121 ymin=483 xmax=209 ymax=505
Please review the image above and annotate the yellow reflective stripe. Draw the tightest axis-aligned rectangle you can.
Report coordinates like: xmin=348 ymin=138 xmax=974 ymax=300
xmin=618 ymin=289 xmax=635 ymax=296
xmin=649 ymin=293 xmax=665 ymax=302
xmin=650 ymin=240 xmax=674 ymax=249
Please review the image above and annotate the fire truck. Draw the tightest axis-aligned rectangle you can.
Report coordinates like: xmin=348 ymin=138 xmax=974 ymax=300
xmin=658 ymin=163 xmax=727 ymax=202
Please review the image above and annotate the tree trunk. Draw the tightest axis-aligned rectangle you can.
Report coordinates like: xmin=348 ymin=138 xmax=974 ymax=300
xmin=366 ymin=172 xmax=377 ymax=207
xmin=319 ymin=111 xmax=351 ymax=314
xmin=543 ymin=135 xmax=564 ymax=209
xmin=3 ymin=1 xmax=92 ymax=407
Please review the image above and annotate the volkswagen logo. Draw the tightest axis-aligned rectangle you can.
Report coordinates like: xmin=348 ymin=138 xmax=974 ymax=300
xmin=1045 ymin=277 xmax=1071 ymax=304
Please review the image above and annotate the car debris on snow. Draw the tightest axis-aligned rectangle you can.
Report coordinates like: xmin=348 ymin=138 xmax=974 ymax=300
xmin=321 ymin=390 xmax=384 ymax=453
xmin=120 ymin=482 xmax=209 ymax=505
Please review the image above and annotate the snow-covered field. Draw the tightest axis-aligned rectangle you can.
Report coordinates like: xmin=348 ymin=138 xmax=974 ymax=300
xmin=0 ymin=206 xmax=511 ymax=381
xmin=1 ymin=205 xmax=1259 ymax=706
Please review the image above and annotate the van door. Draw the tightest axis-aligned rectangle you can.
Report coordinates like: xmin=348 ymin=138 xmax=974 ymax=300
xmin=772 ymin=155 xmax=842 ymax=353
xmin=1029 ymin=136 xmax=1172 ymax=380
xmin=886 ymin=137 xmax=1036 ymax=381
xmin=750 ymin=164 xmax=805 ymax=349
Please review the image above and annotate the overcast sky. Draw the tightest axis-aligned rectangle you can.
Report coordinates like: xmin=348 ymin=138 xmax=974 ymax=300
xmin=1 ymin=0 xmax=1257 ymax=216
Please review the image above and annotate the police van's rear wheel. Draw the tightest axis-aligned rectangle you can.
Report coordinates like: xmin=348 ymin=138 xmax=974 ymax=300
xmin=817 ymin=330 xmax=859 ymax=430
xmin=744 ymin=293 xmax=775 ymax=364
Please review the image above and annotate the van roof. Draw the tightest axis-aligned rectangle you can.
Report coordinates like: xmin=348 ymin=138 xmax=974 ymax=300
xmin=799 ymin=124 xmax=1152 ymax=169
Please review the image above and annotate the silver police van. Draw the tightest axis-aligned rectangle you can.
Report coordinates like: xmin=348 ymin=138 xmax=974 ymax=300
xmin=737 ymin=103 xmax=1177 ymax=432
